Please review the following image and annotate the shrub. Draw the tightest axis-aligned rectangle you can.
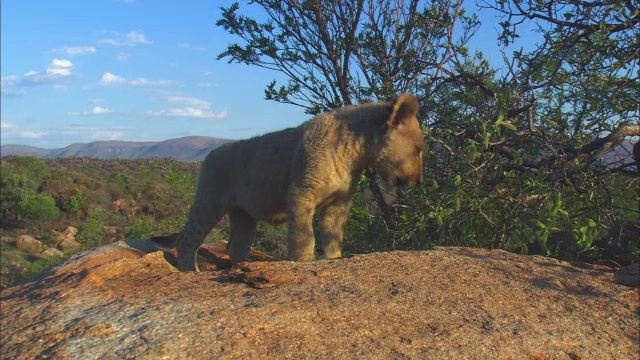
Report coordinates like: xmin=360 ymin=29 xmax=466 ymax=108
xmin=125 ymin=217 xmax=156 ymax=239
xmin=253 ymin=223 xmax=288 ymax=260
xmin=78 ymin=210 xmax=105 ymax=248
xmin=18 ymin=193 xmax=60 ymax=225
xmin=65 ymin=187 xmax=85 ymax=215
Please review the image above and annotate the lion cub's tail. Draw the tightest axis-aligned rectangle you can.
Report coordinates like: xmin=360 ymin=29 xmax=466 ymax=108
xmin=150 ymin=233 xmax=179 ymax=248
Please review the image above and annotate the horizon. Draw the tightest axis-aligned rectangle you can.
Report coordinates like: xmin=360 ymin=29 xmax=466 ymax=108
xmin=2 ymin=1 xmax=529 ymax=149
xmin=1 ymin=134 xmax=234 ymax=150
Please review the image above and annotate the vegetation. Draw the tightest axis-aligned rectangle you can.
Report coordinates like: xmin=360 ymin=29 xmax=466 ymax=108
xmin=1 ymin=1 xmax=638 ymax=286
xmin=0 ymin=157 xmax=204 ymax=287
xmin=218 ymin=0 xmax=639 ymax=264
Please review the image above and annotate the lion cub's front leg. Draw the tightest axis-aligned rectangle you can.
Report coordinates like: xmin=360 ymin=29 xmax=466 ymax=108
xmin=287 ymin=196 xmax=317 ymax=262
xmin=318 ymin=198 xmax=351 ymax=259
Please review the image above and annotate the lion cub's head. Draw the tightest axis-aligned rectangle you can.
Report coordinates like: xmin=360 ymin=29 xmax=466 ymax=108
xmin=374 ymin=94 xmax=425 ymax=187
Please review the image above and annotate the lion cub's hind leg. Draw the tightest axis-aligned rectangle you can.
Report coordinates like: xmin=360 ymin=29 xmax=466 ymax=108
xmin=226 ymin=207 xmax=258 ymax=264
xmin=176 ymin=201 xmax=226 ymax=272
xmin=318 ymin=198 xmax=351 ymax=259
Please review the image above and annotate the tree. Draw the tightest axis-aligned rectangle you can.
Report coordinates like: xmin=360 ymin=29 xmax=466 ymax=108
xmin=217 ymin=0 xmax=639 ymax=263
xmin=217 ymin=0 xmax=479 ymax=112
xmin=218 ymin=0 xmax=479 ymax=221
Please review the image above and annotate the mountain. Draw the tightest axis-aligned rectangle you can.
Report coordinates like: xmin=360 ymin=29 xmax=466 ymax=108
xmin=599 ymin=139 xmax=636 ymax=169
xmin=1 ymin=136 xmax=635 ymax=165
xmin=1 ymin=136 xmax=233 ymax=162
xmin=0 ymin=144 xmax=52 ymax=158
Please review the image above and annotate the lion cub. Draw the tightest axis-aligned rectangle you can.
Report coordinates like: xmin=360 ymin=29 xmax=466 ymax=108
xmin=170 ymin=94 xmax=424 ymax=271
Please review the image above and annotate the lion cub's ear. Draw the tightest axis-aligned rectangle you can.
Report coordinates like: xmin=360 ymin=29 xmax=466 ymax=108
xmin=388 ymin=94 xmax=419 ymax=128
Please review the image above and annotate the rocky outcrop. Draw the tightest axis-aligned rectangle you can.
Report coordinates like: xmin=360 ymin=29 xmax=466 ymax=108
xmin=41 ymin=247 xmax=65 ymax=258
xmin=14 ymin=235 xmax=46 ymax=255
xmin=53 ymin=226 xmax=81 ymax=252
xmin=8 ymin=228 xmax=80 ymax=259
xmin=1 ymin=241 xmax=638 ymax=359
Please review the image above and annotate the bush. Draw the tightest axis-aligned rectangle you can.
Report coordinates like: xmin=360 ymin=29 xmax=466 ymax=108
xmin=253 ymin=223 xmax=288 ymax=260
xmin=64 ymin=187 xmax=85 ymax=215
xmin=18 ymin=255 xmax=65 ymax=283
xmin=18 ymin=193 xmax=60 ymax=225
xmin=126 ymin=217 xmax=156 ymax=239
xmin=77 ymin=210 xmax=105 ymax=248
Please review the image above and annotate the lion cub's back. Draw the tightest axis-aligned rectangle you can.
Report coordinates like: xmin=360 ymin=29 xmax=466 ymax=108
xmin=202 ymin=125 xmax=303 ymax=218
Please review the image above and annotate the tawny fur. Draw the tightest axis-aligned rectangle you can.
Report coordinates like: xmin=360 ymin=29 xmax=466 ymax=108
xmin=172 ymin=94 xmax=425 ymax=271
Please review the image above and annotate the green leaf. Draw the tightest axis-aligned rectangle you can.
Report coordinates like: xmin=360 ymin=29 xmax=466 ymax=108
xmin=535 ymin=220 xmax=547 ymax=229
xmin=495 ymin=110 xmax=505 ymax=125
xmin=544 ymin=120 xmax=561 ymax=128
xmin=550 ymin=192 xmax=562 ymax=217
xmin=501 ymin=121 xmax=517 ymax=131
xmin=514 ymin=154 xmax=523 ymax=167
xmin=440 ymin=208 xmax=454 ymax=217
xmin=558 ymin=209 xmax=569 ymax=222
xmin=454 ymin=175 xmax=462 ymax=186
xmin=588 ymin=219 xmax=597 ymax=228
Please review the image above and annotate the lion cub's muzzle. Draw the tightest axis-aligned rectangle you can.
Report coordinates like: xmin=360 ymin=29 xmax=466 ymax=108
xmin=397 ymin=173 xmax=423 ymax=187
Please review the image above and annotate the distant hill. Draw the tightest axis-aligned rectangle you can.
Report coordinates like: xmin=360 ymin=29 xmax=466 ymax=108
xmin=1 ymin=136 xmax=233 ymax=162
xmin=1 ymin=136 xmax=635 ymax=165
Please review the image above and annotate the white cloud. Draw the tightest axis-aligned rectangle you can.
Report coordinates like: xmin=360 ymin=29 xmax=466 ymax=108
xmin=179 ymin=43 xmax=206 ymax=51
xmin=99 ymin=72 xmax=127 ymax=86
xmin=130 ymin=77 xmax=174 ymax=87
xmin=90 ymin=130 xmax=123 ymax=140
xmin=165 ymin=96 xmax=210 ymax=108
xmin=55 ymin=46 xmax=96 ymax=56
xmin=99 ymin=31 xmax=152 ymax=46
xmin=149 ymin=108 xmax=227 ymax=120
xmin=1 ymin=75 xmax=21 ymax=97
xmin=91 ymin=106 xmax=113 ymax=115
xmin=203 ymin=71 xmax=215 ymax=77
xmin=115 ymin=51 xmax=130 ymax=61
xmin=197 ymin=82 xmax=216 ymax=88
xmin=19 ymin=130 xmax=48 ymax=139
xmin=53 ymin=84 xmax=68 ymax=91
xmin=90 ymin=98 xmax=107 ymax=104
xmin=98 ymin=72 xmax=173 ymax=87
xmin=21 ymin=59 xmax=74 ymax=85
xmin=1 ymin=75 xmax=18 ymax=85
xmin=46 ymin=58 xmax=74 ymax=76
xmin=146 ymin=95 xmax=226 ymax=120
xmin=0 ymin=123 xmax=47 ymax=139
xmin=70 ymin=106 xmax=114 ymax=116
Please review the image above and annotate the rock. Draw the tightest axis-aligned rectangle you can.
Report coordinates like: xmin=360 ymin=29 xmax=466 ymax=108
xmin=41 ymin=248 xmax=65 ymax=258
xmin=62 ymin=226 xmax=78 ymax=237
xmin=615 ymin=263 xmax=640 ymax=287
xmin=102 ymin=225 xmax=125 ymax=242
xmin=53 ymin=226 xmax=79 ymax=241
xmin=0 ymin=236 xmax=16 ymax=245
xmin=1 ymin=243 xmax=638 ymax=359
xmin=57 ymin=238 xmax=82 ymax=252
xmin=14 ymin=235 xmax=46 ymax=255
xmin=53 ymin=226 xmax=81 ymax=252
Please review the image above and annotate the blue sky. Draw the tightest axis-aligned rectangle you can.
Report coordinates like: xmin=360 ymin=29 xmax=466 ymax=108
xmin=1 ymin=1 xmax=522 ymax=149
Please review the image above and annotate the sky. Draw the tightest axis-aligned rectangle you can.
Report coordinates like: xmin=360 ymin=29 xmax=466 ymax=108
xmin=1 ymin=0 xmax=522 ymax=149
